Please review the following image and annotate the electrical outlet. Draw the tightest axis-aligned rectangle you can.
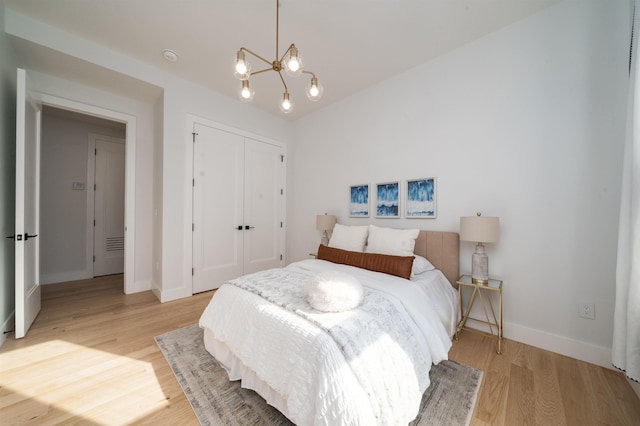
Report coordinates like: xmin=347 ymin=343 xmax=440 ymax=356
xmin=579 ymin=302 xmax=595 ymax=319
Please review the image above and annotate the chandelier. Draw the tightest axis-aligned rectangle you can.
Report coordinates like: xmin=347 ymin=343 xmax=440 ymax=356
xmin=233 ymin=0 xmax=323 ymax=114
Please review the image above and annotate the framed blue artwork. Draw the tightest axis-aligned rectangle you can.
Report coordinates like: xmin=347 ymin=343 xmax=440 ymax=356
xmin=376 ymin=181 xmax=399 ymax=218
xmin=405 ymin=177 xmax=436 ymax=218
xmin=349 ymin=184 xmax=369 ymax=217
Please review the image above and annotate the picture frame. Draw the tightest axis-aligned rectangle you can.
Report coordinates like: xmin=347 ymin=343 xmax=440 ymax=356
xmin=375 ymin=181 xmax=400 ymax=218
xmin=405 ymin=177 xmax=436 ymax=218
xmin=349 ymin=184 xmax=370 ymax=217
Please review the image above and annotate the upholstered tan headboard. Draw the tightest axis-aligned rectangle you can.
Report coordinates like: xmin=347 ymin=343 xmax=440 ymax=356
xmin=414 ymin=231 xmax=459 ymax=287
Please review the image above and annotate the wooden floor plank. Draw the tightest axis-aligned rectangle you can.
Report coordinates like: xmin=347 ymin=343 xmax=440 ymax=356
xmin=504 ymin=364 xmax=535 ymax=425
xmin=1 ymin=275 xmax=638 ymax=425
xmin=530 ymin=345 xmax=566 ymax=425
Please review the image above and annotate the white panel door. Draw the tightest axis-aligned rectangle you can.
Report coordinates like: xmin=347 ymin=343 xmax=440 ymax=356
xmin=243 ymin=138 xmax=284 ymax=274
xmin=193 ymin=124 xmax=245 ymax=293
xmin=15 ymin=68 xmax=41 ymax=339
xmin=93 ymin=138 xmax=125 ymax=276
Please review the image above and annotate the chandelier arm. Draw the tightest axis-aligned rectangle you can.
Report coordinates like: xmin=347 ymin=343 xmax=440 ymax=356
xmin=277 ymin=71 xmax=289 ymax=92
xmin=240 ymin=47 xmax=273 ymax=67
xmin=301 ymin=70 xmax=316 ymax=78
xmin=250 ymin=67 xmax=276 ymax=76
xmin=278 ymin=43 xmax=296 ymax=64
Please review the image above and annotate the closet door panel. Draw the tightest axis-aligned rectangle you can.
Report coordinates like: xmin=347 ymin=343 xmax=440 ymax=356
xmin=243 ymin=138 xmax=284 ymax=274
xmin=193 ymin=124 xmax=244 ymax=293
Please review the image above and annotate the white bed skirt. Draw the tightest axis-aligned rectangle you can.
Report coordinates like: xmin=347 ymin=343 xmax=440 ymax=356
xmin=203 ymin=328 xmax=294 ymax=422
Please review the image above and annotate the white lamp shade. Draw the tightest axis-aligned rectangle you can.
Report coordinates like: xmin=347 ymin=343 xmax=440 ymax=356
xmin=316 ymin=214 xmax=337 ymax=232
xmin=460 ymin=215 xmax=499 ymax=243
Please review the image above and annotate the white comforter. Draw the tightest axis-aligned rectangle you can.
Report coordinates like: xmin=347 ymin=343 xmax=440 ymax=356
xmin=199 ymin=259 xmax=457 ymax=426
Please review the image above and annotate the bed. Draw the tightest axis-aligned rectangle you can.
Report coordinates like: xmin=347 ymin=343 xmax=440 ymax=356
xmin=199 ymin=228 xmax=459 ymax=425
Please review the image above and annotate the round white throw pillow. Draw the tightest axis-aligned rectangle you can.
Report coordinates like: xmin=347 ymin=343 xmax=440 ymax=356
xmin=304 ymin=271 xmax=364 ymax=312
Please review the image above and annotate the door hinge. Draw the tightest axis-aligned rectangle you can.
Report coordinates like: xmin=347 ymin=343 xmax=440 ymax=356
xmin=94 ymin=184 xmax=97 ymax=191
xmin=192 ymin=178 xmax=195 ymax=187
xmin=192 ymin=268 xmax=194 ymax=276
xmin=280 ymin=155 xmax=284 ymax=163
xmin=280 ymin=254 xmax=283 ymax=261
xmin=192 ymin=223 xmax=195 ymax=231
xmin=280 ymin=188 xmax=283 ymax=195
xmin=192 ymin=132 xmax=198 ymax=142
xmin=93 ymin=220 xmax=96 ymax=226
xmin=280 ymin=221 xmax=283 ymax=228
xmin=93 ymin=255 xmax=95 ymax=262
xmin=95 ymin=148 xmax=97 ymax=155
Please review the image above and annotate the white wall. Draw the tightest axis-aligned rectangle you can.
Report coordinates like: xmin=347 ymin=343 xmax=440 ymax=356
xmin=39 ymin=109 xmax=126 ymax=284
xmin=289 ymin=0 xmax=630 ymax=368
xmin=0 ymin=0 xmax=20 ymax=345
xmin=151 ymin=94 xmax=164 ymax=293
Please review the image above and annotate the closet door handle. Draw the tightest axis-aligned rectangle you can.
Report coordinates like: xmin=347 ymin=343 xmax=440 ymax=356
xmin=245 ymin=226 xmax=255 ymax=230
xmin=236 ymin=225 xmax=243 ymax=230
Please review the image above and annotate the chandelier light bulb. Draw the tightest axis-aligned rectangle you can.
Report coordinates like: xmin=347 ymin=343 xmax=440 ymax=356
xmin=284 ymin=45 xmax=304 ymax=77
xmin=280 ymin=92 xmax=294 ymax=113
xmin=239 ymin=80 xmax=254 ymax=102
xmin=306 ymin=76 xmax=324 ymax=101
xmin=234 ymin=50 xmax=251 ymax=80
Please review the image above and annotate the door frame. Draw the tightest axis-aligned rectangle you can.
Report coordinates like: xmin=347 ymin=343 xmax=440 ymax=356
xmin=34 ymin=93 xmax=137 ymax=294
xmin=186 ymin=114 xmax=287 ymax=295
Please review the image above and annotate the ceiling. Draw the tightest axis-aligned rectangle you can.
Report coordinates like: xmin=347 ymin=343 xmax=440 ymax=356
xmin=5 ymin=0 xmax=560 ymax=120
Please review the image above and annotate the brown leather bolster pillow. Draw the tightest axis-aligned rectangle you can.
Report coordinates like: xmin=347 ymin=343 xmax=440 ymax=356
xmin=316 ymin=244 xmax=414 ymax=280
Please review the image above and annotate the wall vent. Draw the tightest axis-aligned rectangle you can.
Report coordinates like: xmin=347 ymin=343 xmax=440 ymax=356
xmin=105 ymin=236 xmax=125 ymax=252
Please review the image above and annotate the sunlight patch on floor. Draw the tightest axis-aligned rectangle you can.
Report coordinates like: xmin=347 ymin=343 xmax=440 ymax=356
xmin=0 ymin=340 xmax=169 ymax=424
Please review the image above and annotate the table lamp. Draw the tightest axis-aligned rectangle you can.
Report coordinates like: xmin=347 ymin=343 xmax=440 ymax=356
xmin=460 ymin=212 xmax=499 ymax=284
xmin=316 ymin=214 xmax=337 ymax=246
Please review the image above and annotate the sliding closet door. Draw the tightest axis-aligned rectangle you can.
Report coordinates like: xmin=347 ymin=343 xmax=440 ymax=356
xmin=243 ymin=138 xmax=284 ymax=274
xmin=192 ymin=124 xmax=244 ymax=293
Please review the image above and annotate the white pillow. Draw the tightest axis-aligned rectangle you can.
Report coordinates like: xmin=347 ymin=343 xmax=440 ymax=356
xmin=304 ymin=271 xmax=364 ymax=312
xmin=412 ymin=255 xmax=435 ymax=276
xmin=328 ymin=223 xmax=369 ymax=252
xmin=365 ymin=225 xmax=420 ymax=256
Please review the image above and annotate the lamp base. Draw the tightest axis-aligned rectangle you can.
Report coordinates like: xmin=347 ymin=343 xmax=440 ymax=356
xmin=321 ymin=231 xmax=329 ymax=246
xmin=471 ymin=243 xmax=489 ymax=285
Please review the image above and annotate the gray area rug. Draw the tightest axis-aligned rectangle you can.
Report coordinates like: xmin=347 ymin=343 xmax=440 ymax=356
xmin=155 ymin=324 xmax=482 ymax=426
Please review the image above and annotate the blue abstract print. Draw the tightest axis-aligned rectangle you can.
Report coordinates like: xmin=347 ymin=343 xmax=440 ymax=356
xmin=376 ymin=182 xmax=399 ymax=217
xmin=350 ymin=185 xmax=369 ymax=216
xmin=406 ymin=178 xmax=435 ymax=218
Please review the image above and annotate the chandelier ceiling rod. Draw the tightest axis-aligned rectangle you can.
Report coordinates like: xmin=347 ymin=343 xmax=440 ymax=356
xmin=234 ymin=0 xmax=323 ymax=113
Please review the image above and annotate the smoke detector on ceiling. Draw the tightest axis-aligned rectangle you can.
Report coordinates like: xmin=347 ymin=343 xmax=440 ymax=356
xmin=162 ymin=49 xmax=179 ymax=63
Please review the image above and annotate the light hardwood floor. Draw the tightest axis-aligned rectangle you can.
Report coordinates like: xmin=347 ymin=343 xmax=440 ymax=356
xmin=1 ymin=275 xmax=639 ymax=425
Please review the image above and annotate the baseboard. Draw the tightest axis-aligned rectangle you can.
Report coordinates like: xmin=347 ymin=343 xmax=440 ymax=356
xmin=41 ymin=269 xmax=91 ymax=285
xmin=464 ymin=321 xmax=612 ymax=370
xmin=0 ymin=311 xmax=15 ymax=348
